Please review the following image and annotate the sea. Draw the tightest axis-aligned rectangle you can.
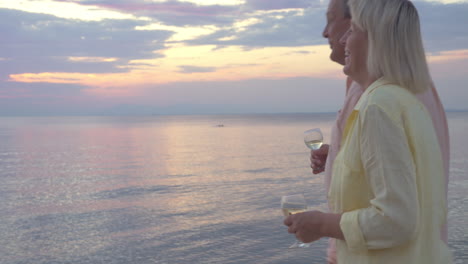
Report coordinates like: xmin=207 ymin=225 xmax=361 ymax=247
xmin=0 ymin=112 xmax=466 ymax=264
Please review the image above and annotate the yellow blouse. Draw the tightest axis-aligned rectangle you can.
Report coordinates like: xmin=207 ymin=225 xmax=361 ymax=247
xmin=329 ymin=78 xmax=452 ymax=264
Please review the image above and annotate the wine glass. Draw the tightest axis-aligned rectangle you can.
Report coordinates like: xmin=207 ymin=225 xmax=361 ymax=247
xmin=304 ymin=128 xmax=323 ymax=150
xmin=281 ymin=194 xmax=310 ymax=248
xmin=304 ymin=128 xmax=324 ymax=172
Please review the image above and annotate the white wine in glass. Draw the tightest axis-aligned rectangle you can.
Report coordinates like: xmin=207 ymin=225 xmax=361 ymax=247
xmin=281 ymin=194 xmax=310 ymax=249
xmin=304 ymin=128 xmax=323 ymax=150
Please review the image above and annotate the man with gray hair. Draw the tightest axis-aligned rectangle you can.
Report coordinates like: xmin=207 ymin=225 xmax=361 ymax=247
xmin=311 ymin=0 xmax=362 ymax=262
xmin=309 ymin=0 xmax=450 ymax=263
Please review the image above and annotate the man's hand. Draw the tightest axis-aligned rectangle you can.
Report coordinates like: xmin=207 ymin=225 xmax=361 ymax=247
xmin=311 ymin=144 xmax=329 ymax=174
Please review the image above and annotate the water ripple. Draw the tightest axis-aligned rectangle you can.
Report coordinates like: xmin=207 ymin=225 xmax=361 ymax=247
xmin=243 ymin=168 xmax=275 ymax=174
xmin=92 ymin=185 xmax=183 ymax=200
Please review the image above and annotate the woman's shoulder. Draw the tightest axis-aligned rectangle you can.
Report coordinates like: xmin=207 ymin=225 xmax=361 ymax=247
xmin=368 ymin=83 xmax=420 ymax=107
xmin=371 ymin=82 xmax=413 ymax=99
xmin=363 ymin=83 xmax=424 ymax=121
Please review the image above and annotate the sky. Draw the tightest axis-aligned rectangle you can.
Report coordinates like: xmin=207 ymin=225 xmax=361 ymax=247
xmin=1 ymin=0 xmax=467 ymax=115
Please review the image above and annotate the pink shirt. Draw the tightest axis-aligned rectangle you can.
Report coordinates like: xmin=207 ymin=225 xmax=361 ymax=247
xmin=324 ymin=79 xmax=364 ymax=194
xmin=325 ymin=79 xmax=364 ymax=264
xmin=415 ymin=83 xmax=450 ymax=243
xmin=325 ymin=79 xmax=450 ymax=264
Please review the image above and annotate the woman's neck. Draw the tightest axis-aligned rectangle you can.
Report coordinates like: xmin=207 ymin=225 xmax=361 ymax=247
xmin=354 ymin=73 xmax=379 ymax=90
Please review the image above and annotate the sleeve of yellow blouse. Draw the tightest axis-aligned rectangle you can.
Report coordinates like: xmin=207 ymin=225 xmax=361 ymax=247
xmin=340 ymin=210 xmax=368 ymax=253
xmin=349 ymin=103 xmax=419 ymax=251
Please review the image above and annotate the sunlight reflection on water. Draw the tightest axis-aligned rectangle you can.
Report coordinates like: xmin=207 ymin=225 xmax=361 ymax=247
xmin=0 ymin=113 xmax=466 ymax=263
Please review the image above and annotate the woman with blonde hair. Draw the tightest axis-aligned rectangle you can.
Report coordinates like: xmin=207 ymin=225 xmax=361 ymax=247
xmin=284 ymin=0 xmax=452 ymax=263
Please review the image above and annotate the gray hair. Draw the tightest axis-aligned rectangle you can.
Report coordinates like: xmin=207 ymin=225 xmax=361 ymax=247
xmin=341 ymin=0 xmax=351 ymax=18
xmin=349 ymin=0 xmax=431 ymax=93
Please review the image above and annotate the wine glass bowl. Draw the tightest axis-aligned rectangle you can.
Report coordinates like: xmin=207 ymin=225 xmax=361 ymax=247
xmin=304 ymin=128 xmax=323 ymax=150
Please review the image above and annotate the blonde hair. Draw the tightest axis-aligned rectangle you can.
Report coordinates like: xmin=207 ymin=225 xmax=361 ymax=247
xmin=348 ymin=0 xmax=431 ymax=93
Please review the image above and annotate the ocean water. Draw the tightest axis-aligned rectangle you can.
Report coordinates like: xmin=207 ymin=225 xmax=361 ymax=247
xmin=0 ymin=113 xmax=466 ymax=264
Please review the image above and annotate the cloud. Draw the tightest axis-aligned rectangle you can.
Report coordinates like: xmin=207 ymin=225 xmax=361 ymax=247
xmin=10 ymin=0 xmax=465 ymax=53
xmin=178 ymin=65 xmax=217 ymax=73
xmin=56 ymin=0 xmax=241 ymax=27
xmin=0 ymin=8 xmax=172 ymax=76
xmin=245 ymin=0 xmax=315 ymax=10
xmin=85 ymin=0 xmax=327 ymax=47
xmin=415 ymin=1 xmax=468 ymax=52
xmin=1 ymin=0 xmax=468 ymax=116
xmin=185 ymin=1 xmax=468 ymax=51
xmin=216 ymin=1 xmax=468 ymax=53
xmin=188 ymin=7 xmax=327 ymax=48
xmin=53 ymin=0 xmax=324 ymax=27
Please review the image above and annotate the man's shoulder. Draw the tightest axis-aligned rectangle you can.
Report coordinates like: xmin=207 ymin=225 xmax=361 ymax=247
xmin=345 ymin=81 xmax=365 ymax=98
xmin=343 ymin=81 xmax=365 ymax=112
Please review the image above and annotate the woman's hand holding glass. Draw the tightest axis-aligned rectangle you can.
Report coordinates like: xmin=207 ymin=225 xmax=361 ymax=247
xmin=280 ymin=194 xmax=311 ymax=248
xmin=284 ymin=210 xmax=327 ymax=244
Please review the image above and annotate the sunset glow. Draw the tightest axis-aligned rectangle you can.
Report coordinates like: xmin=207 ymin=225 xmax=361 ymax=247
xmin=1 ymin=0 xmax=467 ymax=114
